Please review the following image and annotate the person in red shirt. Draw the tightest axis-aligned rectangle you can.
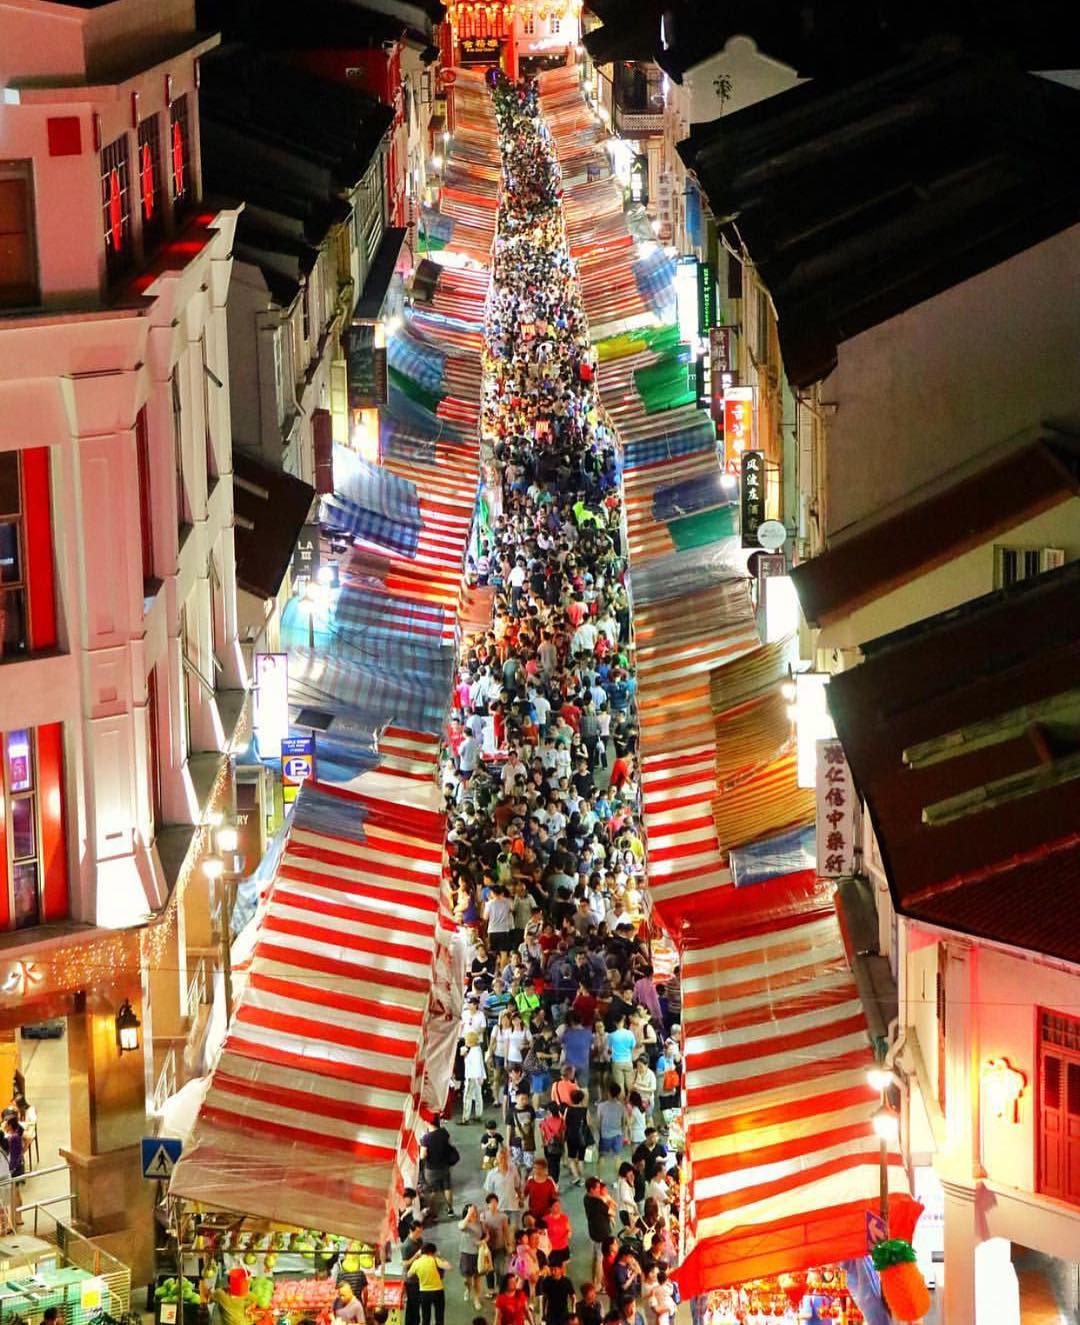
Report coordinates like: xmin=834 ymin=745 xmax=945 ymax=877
xmin=573 ymin=983 xmax=598 ymax=1026
xmin=608 ymin=754 xmax=632 ymax=792
xmin=559 ymin=700 xmax=582 ymax=734
xmin=494 ymin=1276 xmax=531 ymax=1325
xmin=523 ymin=1158 xmax=559 ymax=1220
xmin=545 ymin=1197 xmax=572 ymax=1266
xmin=565 ymin=599 xmax=586 ymax=629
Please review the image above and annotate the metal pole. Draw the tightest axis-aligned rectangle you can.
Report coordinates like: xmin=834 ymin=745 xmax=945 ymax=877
xmin=879 ymin=1136 xmax=889 ymax=1226
xmin=220 ymin=877 xmax=234 ymax=1024
xmin=308 ymin=608 xmax=315 ymax=649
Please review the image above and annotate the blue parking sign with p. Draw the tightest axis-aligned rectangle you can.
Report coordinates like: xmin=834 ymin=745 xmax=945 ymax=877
xmin=281 ymin=736 xmax=313 ymax=803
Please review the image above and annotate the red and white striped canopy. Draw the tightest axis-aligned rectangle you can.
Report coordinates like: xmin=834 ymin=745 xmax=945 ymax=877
xmin=170 ymin=782 xmax=445 ymax=1241
xmin=674 ymin=874 xmax=906 ymax=1295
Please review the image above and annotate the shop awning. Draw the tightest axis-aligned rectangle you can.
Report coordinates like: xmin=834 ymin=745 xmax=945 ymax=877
xmin=675 ymin=874 xmax=907 ymax=1296
xmin=233 ymin=453 xmax=316 ymax=600
xmin=354 ymin=227 xmax=408 ymax=320
xmin=169 ymin=781 xmax=445 ymax=1241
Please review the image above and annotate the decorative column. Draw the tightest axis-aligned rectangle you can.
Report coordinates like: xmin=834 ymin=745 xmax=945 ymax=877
xmin=940 ymin=1179 xmax=979 ymax=1324
xmin=60 ymin=953 xmax=157 ymax=1281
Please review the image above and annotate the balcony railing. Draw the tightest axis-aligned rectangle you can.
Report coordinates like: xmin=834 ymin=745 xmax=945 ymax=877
xmin=614 ymin=103 xmax=665 ymax=137
xmin=152 ymin=1046 xmax=177 ymax=1116
xmin=186 ymin=954 xmax=209 ymax=1018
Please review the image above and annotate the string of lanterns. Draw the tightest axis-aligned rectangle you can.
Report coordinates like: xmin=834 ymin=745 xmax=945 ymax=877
xmin=447 ymin=0 xmax=582 ymax=21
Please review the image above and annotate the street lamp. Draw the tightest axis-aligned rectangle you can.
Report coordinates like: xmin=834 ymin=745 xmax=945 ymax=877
xmin=869 ymin=1065 xmax=900 ymax=1224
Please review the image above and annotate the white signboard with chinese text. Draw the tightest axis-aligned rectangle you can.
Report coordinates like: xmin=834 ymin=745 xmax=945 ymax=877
xmin=816 ymin=738 xmax=856 ymax=877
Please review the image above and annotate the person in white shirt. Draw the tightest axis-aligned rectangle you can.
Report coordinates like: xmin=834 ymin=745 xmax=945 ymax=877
xmin=502 ymin=753 xmax=526 ymax=795
xmin=530 ymin=690 xmax=551 ymax=729
xmin=571 ymin=619 xmax=598 ymax=656
xmin=462 ymin=1032 xmax=487 ymax=1123
xmin=461 ymin=999 xmax=487 ymax=1042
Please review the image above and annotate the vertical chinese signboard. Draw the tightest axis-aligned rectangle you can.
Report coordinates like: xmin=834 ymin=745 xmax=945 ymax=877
xmin=710 ymin=327 xmax=736 ymax=421
xmin=722 ymin=385 xmax=754 ymax=473
xmin=345 ymin=322 xmax=388 ymax=408
xmin=740 ymin=448 xmax=765 ymax=547
xmin=816 ymin=738 xmax=857 ymax=876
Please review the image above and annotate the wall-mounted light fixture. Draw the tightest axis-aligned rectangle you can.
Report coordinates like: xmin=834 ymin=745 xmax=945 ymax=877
xmin=982 ymin=1057 xmax=1026 ymax=1122
xmin=115 ymin=999 xmax=141 ymax=1054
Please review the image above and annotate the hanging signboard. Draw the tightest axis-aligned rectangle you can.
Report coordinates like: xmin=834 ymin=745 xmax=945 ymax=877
xmin=345 ymin=322 xmax=388 ymax=408
xmin=459 ymin=36 xmax=504 ymax=65
xmin=816 ymin=738 xmax=857 ymax=876
xmin=697 ymin=262 xmax=715 ymax=335
xmin=674 ymin=257 xmax=699 ymax=346
xmin=740 ymin=448 xmax=765 ymax=547
xmin=253 ymin=653 xmax=289 ymax=761
xmin=290 ymin=523 xmax=320 ymax=585
xmin=722 ymin=384 xmax=753 ymax=472
xmin=710 ymin=327 xmax=736 ymax=420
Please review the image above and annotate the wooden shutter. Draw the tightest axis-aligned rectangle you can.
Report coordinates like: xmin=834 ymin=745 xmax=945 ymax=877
xmin=312 ymin=408 xmax=334 ymax=495
xmin=0 ymin=167 xmax=37 ymax=308
xmin=1040 ymin=1048 xmax=1064 ymax=1197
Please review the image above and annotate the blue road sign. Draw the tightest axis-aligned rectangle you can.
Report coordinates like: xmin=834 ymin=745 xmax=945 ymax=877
xmin=142 ymin=1136 xmax=183 ymax=1180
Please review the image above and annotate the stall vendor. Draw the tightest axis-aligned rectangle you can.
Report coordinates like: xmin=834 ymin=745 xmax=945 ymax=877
xmin=332 ymin=1281 xmax=366 ymax=1325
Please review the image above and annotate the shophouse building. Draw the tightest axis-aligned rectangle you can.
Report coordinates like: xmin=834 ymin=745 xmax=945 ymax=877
xmin=678 ymin=45 xmax=1080 ymax=564
xmin=828 ymin=569 xmax=1080 ymax=1324
xmin=0 ymin=0 xmax=248 ymax=1275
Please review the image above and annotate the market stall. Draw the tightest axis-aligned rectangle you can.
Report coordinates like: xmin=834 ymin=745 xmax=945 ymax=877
xmin=169 ymin=781 xmax=447 ymax=1243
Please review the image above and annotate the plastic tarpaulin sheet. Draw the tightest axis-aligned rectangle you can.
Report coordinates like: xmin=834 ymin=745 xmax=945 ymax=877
xmin=729 ymin=824 xmax=817 ymax=888
xmin=169 ymin=781 xmax=446 ymax=1241
xmin=630 ymin=541 xmax=750 ymax=609
xmin=322 ymin=463 xmax=422 ymax=559
xmin=653 ymin=469 xmax=732 ymax=524
xmin=673 ymin=874 xmax=907 ymax=1296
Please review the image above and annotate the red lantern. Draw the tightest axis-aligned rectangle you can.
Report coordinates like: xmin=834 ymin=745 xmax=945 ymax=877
xmin=171 ymin=118 xmax=185 ymax=198
xmin=108 ymin=167 xmax=122 ymax=250
xmin=140 ymin=141 xmax=154 ymax=220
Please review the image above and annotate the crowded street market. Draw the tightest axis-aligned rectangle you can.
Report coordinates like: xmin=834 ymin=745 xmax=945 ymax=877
xmin=163 ymin=54 xmax=922 ymax=1325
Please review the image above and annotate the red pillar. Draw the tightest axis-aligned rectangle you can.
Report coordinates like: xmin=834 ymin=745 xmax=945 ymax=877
xmin=504 ymin=17 xmax=518 ymax=81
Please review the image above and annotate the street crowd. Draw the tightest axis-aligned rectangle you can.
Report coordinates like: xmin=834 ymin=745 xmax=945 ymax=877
xmin=399 ymin=72 xmax=685 ymax=1325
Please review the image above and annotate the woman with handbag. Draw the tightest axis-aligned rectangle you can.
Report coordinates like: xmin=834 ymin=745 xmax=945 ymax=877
xmin=539 ymin=1102 xmax=566 ymax=1183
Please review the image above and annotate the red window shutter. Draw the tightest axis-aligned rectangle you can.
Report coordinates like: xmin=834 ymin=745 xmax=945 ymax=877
xmin=36 ymin=722 xmax=69 ymax=922
xmin=1068 ymin=1060 xmax=1080 ymax=1203
xmin=312 ymin=408 xmax=334 ymax=495
xmin=1041 ymin=1050 xmax=1064 ymax=1198
xmin=136 ymin=407 xmax=153 ymax=578
xmin=19 ymin=447 xmax=57 ymax=650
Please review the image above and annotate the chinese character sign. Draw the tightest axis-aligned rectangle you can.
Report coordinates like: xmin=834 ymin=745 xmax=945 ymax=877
xmin=816 ymin=738 xmax=856 ymax=877
xmin=740 ymin=448 xmax=765 ymax=547
xmin=723 ymin=385 xmax=754 ymax=472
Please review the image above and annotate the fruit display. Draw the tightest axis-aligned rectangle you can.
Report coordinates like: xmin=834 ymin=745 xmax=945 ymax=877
xmin=156 ymin=1279 xmax=202 ymax=1305
xmin=269 ymin=1280 xmax=336 ymax=1315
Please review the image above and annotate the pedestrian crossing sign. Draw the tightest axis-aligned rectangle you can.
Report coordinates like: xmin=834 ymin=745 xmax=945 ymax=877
xmin=142 ymin=1136 xmax=183 ymax=1180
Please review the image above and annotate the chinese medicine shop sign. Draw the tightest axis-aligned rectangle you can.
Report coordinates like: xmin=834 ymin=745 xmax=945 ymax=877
xmin=816 ymin=738 xmax=857 ymax=876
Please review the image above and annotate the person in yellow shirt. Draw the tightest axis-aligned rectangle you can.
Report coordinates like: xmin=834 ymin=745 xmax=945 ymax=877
xmin=407 ymin=1244 xmax=451 ymax=1325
